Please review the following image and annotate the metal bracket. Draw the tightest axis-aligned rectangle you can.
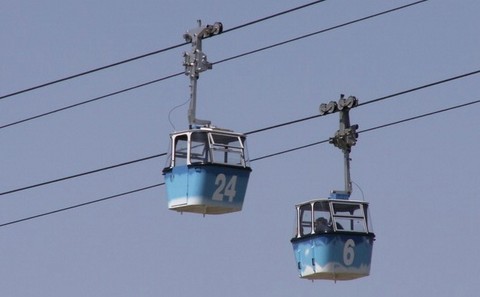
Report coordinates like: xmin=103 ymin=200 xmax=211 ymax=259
xmin=183 ymin=20 xmax=223 ymax=128
xmin=319 ymin=94 xmax=359 ymax=196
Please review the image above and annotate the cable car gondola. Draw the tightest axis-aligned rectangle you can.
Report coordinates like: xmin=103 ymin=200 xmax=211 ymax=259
xmin=291 ymin=194 xmax=375 ymax=281
xmin=291 ymin=96 xmax=375 ymax=281
xmin=162 ymin=21 xmax=252 ymax=215
xmin=163 ymin=126 xmax=251 ymax=214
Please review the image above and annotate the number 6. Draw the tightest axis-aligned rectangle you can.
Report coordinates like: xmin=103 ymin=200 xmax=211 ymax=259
xmin=343 ymin=239 xmax=355 ymax=266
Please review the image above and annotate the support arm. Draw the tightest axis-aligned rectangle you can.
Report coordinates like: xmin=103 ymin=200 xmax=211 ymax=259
xmin=183 ymin=20 xmax=223 ymax=128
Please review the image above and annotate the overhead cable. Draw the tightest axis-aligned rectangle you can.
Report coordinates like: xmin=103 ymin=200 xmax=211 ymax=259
xmin=0 ymin=0 xmax=327 ymax=101
xmin=0 ymin=153 xmax=166 ymax=196
xmin=0 ymin=47 xmax=186 ymax=102
xmin=251 ymin=99 xmax=480 ymax=162
xmin=246 ymin=68 xmax=480 ymax=135
xmin=0 ymin=73 xmax=183 ymax=130
xmin=222 ymin=0 xmax=327 ymax=34
xmin=1 ymin=97 xmax=477 ymax=228
xmin=1 ymin=0 xmax=428 ymax=130
xmin=0 ymin=183 xmax=163 ymax=228
xmin=1 ymin=69 xmax=478 ymax=196
xmin=358 ymin=99 xmax=480 ymax=134
xmin=358 ymin=69 xmax=480 ymax=107
xmin=250 ymin=139 xmax=330 ymax=162
xmin=215 ymin=0 xmax=428 ymax=65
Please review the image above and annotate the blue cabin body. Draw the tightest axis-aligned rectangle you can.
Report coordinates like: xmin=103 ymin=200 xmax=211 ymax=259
xmin=163 ymin=127 xmax=251 ymax=215
xmin=291 ymin=199 xmax=375 ymax=281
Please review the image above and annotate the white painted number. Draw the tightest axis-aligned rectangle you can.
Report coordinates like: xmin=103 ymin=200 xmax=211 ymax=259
xmin=224 ymin=175 xmax=237 ymax=201
xmin=343 ymin=239 xmax=355 ymax=266
xmin=212 ymin=174 xmax=238 ymax=202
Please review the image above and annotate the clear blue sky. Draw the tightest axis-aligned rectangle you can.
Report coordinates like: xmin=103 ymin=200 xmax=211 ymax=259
xmin=1 ymin=1 xmax=479 ymax=296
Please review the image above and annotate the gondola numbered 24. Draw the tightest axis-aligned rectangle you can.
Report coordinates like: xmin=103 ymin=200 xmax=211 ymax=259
xmin=163 ymin=21 xmax=252 ymax=215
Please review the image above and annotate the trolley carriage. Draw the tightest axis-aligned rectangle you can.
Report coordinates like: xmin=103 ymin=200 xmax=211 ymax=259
xmin=163 ymin=127 xmax=251 ymax=214
xmin=291 ymin=196 xmax=375 ymax=281
xmin=163 ymin=21 xmax=251 ymax=215
xmin=291 ymin=95 xmax=375 ymax=281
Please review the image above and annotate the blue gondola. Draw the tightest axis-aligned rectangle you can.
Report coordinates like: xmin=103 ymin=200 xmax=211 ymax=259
xmin=291 ymin=194 xmax=375 ymax=281
xmin=291 ymin=96 xmax=375 ymax=281
xmin=163 ymin=21 xmax=252 ymax=215
xmin=163 ymin=127 xmax=251 ymax=214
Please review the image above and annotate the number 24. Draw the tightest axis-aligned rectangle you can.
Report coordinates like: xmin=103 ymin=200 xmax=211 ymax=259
xmin=213 ymin=174 xmax=237 ymax=202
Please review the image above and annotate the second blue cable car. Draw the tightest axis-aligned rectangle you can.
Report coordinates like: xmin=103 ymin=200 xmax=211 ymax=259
xmin=291 ymin=96 xmax=375 ymax=281
xmin=291 ymin=194 xmax=375 ymax=281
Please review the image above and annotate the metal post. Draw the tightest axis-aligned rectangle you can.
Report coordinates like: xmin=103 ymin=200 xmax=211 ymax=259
xmin=343 ymin=147 xmax=353 ymax=194
xmin=338 ymin=109 xmax=353 ymax=194
xmin=183 ymin=20 xmax=223 ymax=128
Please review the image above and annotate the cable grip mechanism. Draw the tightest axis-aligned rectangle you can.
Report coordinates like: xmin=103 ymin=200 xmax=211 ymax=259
xmin=182 ymin=20 xmax=223 ymax=128
xmin=319 ymin=94 xmax=359 ymax=196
